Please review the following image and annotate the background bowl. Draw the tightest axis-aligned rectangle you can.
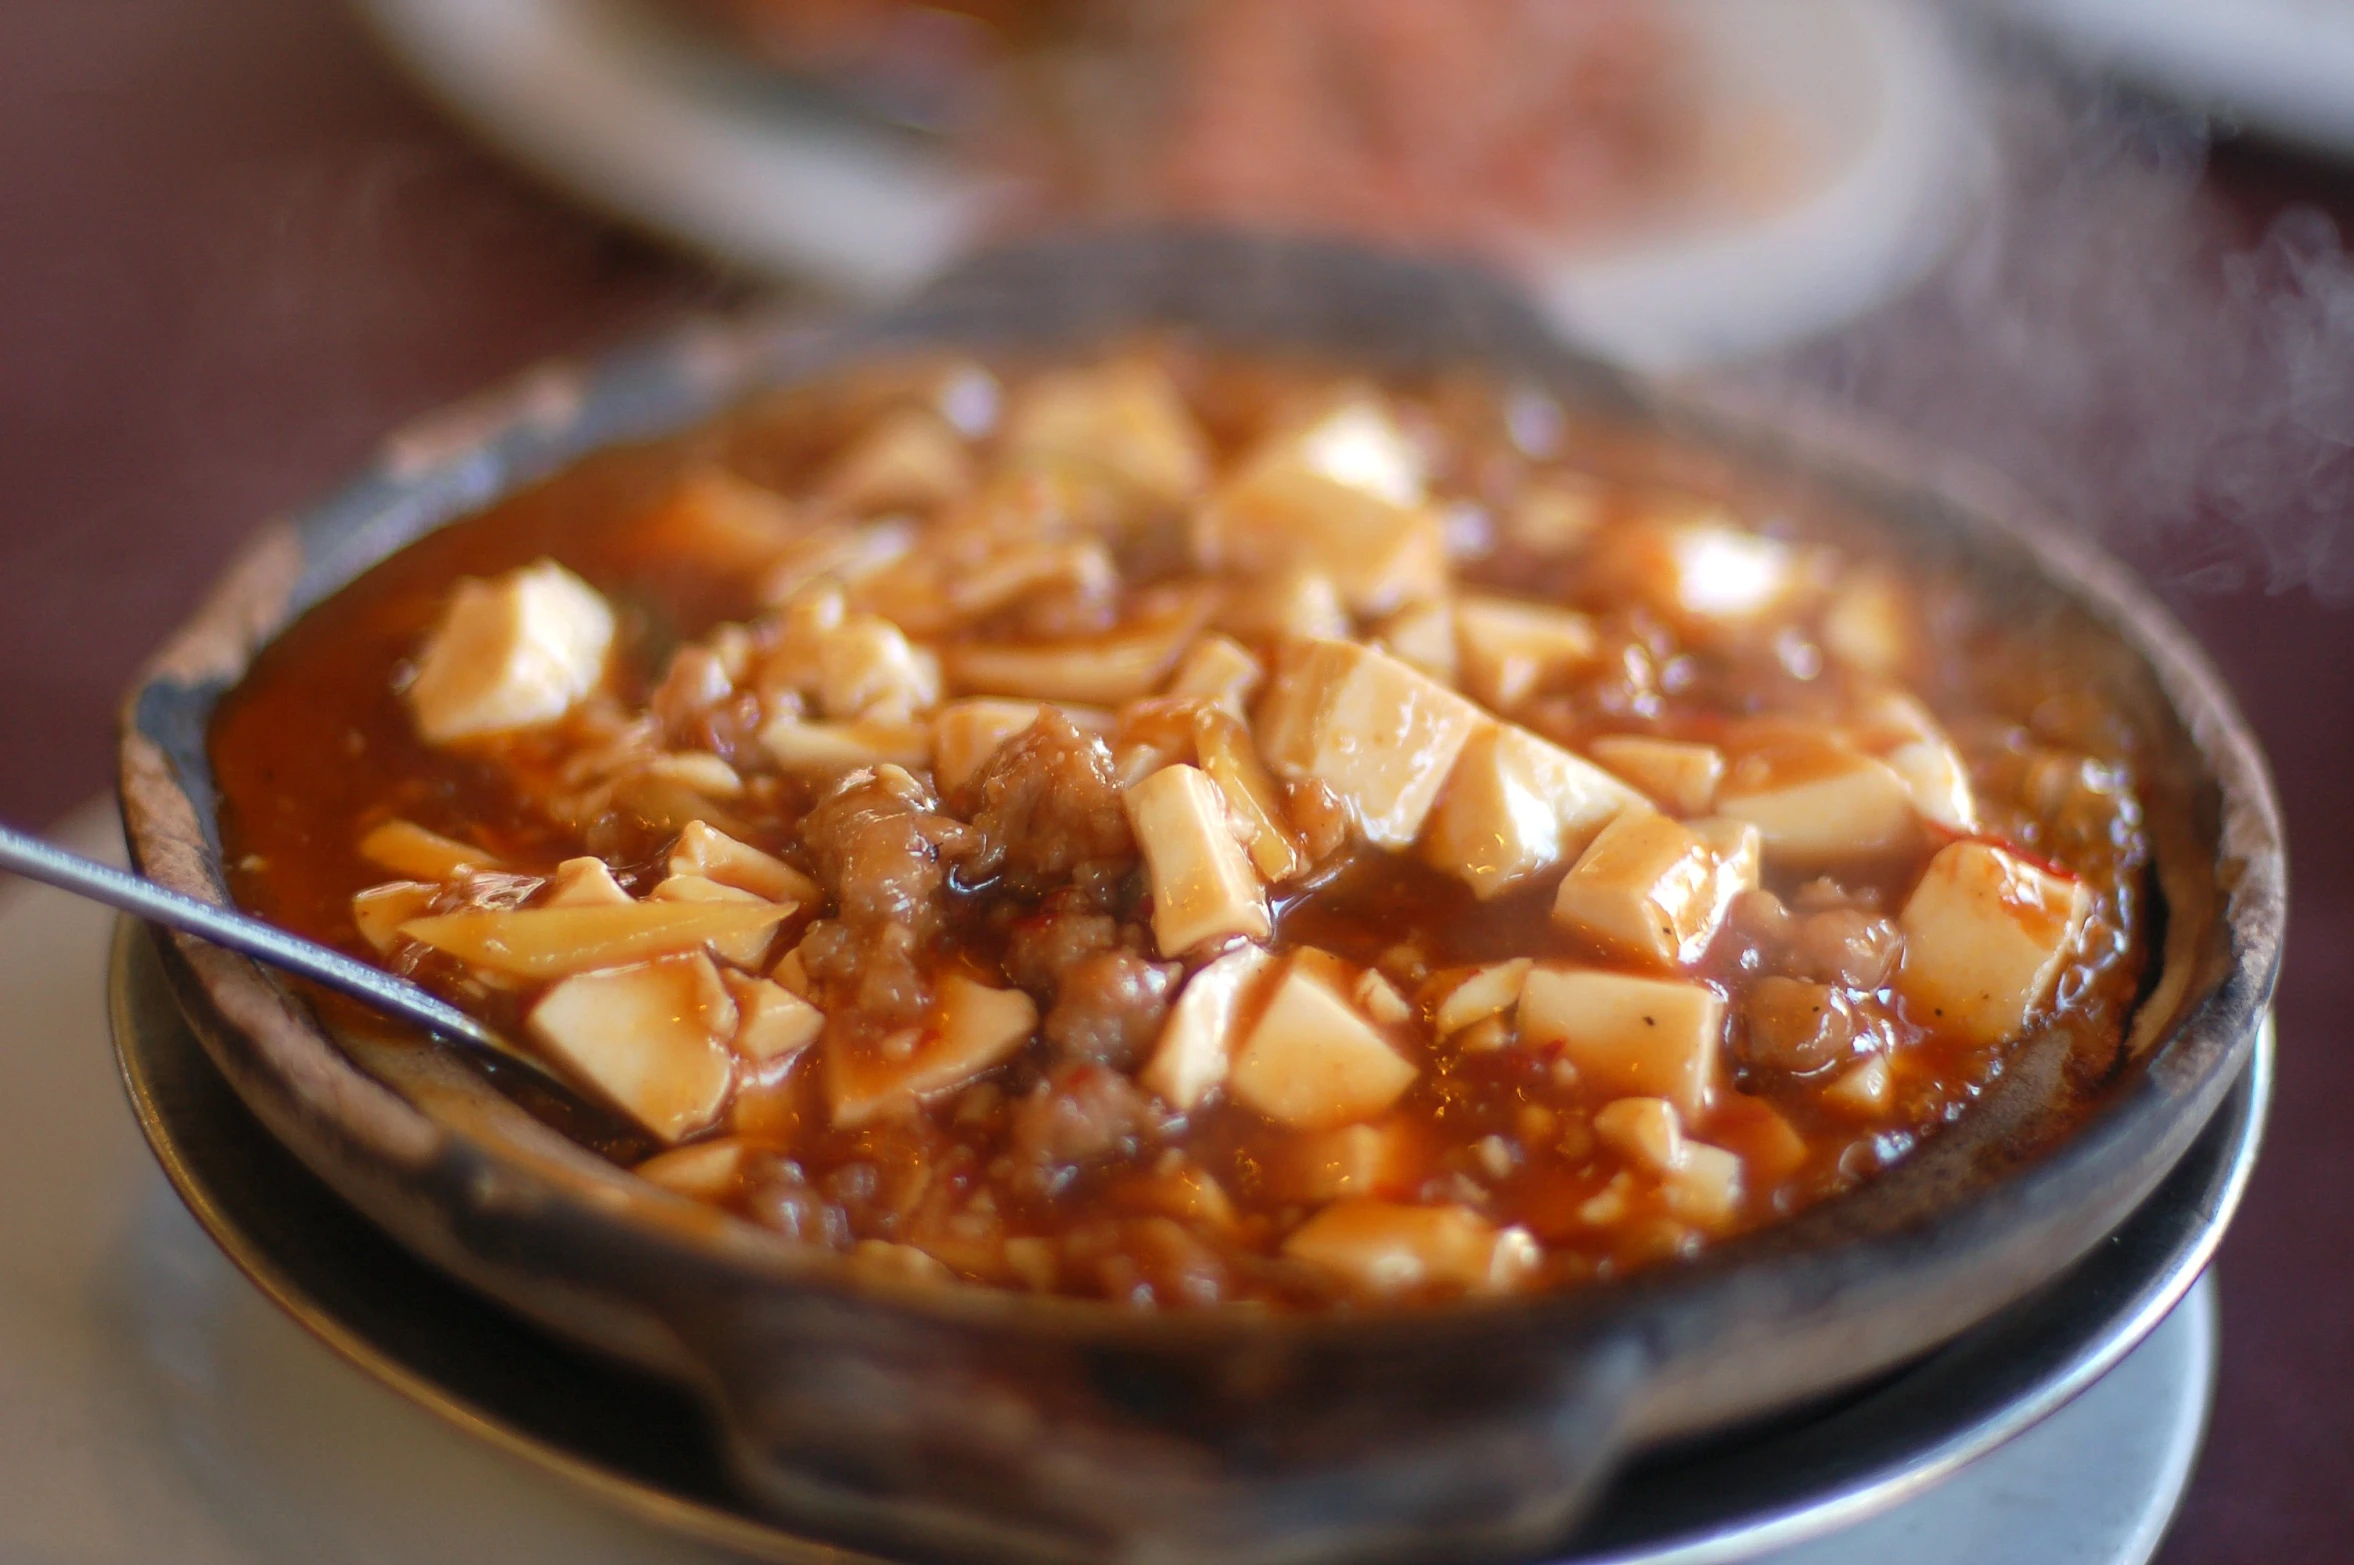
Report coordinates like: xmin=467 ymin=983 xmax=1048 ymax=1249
xmin=117 ymin=231 xmax=2283 ymax=1565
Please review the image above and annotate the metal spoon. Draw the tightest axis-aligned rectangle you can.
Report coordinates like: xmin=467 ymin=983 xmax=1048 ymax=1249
xmin=0 ymin=820 xmax=591 ymax=1105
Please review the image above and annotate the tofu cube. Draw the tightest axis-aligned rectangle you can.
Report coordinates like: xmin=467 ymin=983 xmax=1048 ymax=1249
xmin=1281 ymin=1200 xmax=1540 ymax=1296
xmin=358 ymin=819 xmax=504 ymax=882
xmin=1255 ymin=639 xmax=1486 ymax=850
xmin=526 ymin=953 xmax=737 ymax=1142
xmin=759 ymin=716 xmax=931 ymax=775
xmin=1213 ymin=570 xmax=1351 ymax=643
xmin=1124 ymin=764 xmax=1272 ymax=957
xmin=1883 ymin=738 xmax=1980 ymax=836
xmin=669 ymin=820 xmax=819 ymax=905
xmin=1004 ymin=361 xmax=1208 ymax=502
xmin=1163 ymin=633 xmax=1266 ymax=714
xmin=1821 ymin=568 xmax=1914 ymax=677
xmin=721 ymin=971 xmax=824 ymax=1064
xmin=814 ymin=615 xmax=941 ymax=723
xmin=1372 ymin=599 xmax=1458 ymax=686
xmin=1227 ymin=951 xmax=1419 ymax=1129
xmin=350 ymin=881 xmax=437 ymax=952
xmin=543 ymin=856 xmax=632 ymax=908
xmin=1662 ymin=1143 xmax=1745 ymax=1229
xmin=634 ymin=1137 xmax=757 ymax=1202
xmin=1587 ymin=736 xmax=1725 ymax=816
xmin=1423 ymin=723 xmax=1643 ymax=899
xmin=1430 ymin=959 xmax=1531 ymax=1038
xmin=944 ymin=589 xmax=1210 ymax=705
xmin=824 ymin=974 xmax=1038 ymax=1128
xmin=1193 ymin=708 xmax=1305 ymax=882
xmin=1550 ymin=809 xmax=1746 ymax=967
xmin=931 ymin=700 xmax=1046 ymax=797
xmin=1609 ymin=519 xmax=1800 ymax=630
xmin=1453 ymin=595 xmax=1599 ymax=710
xmin=649 ymin=874 xmax=785 ymax=968
xmin=1140 ymin=945 xmax=1273 ymax=1111
xmin=1196 ymin=400 xmax=1447 ymax=614
xmin=406 ymin=561 xmax=615 ymax=744
xmin=1593 ymin=1096 xmax=1684 ymax=1173
xmin=1518 ymin=967 xmax=1724 ymax=1119
xmin=1823 ymin=1053 xmax=1893 ymax=1115
xmin=820 ymin=407 xmax=973 ymax=513
xmin=1267 ymin=1120 xmax=1423 ymax=1203
xmin=1897 ymin=841 xmax=2092 ymax=1045
xmin=1717 ymin=739 xmax=1921 ymax=866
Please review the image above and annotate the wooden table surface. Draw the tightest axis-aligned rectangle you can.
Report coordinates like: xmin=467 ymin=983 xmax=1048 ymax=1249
xmin=2 ymin=4 xmax=2346 ymax=1559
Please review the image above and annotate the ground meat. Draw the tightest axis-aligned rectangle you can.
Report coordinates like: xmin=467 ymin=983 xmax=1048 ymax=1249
xmin=1741 ymin=977 xmax=1854 ymax=1073
xmin=1003 ymin=887 xmax=1122 ymax=992
xmin=961 ymin=713 xmax=1136 ymax=896
xmin=1009 ymin=1062 xmax=1159 ymax=1181
xmin=1045 ymin=949 xmax=1178 ymax=1068
xmin=797 ymin=766 xmax=972 ymax=1030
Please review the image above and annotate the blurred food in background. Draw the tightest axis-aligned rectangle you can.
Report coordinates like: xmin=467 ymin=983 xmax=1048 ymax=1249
xmin=356 ymin=0 xmax=1982 ymax=365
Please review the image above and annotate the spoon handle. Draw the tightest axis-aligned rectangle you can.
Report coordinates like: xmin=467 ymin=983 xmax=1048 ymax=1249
xmin=0 ymin=820 xmax=525 ymax=1070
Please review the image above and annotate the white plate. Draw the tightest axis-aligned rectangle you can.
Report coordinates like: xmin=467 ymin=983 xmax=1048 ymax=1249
xmin=0 ymin=800 xmax=2217 ymax=1563
xmin=349 ymin=0 xmax=1987 ymax=369
xmin=2000 ymin=0 xmax=2354 ymax=157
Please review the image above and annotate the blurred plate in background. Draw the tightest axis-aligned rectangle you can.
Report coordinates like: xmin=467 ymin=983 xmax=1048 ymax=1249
xmin=2001 ymin=0 xmax=2354 ymax=157
xmin=350 ymin=0 xmax=1988 ymax=368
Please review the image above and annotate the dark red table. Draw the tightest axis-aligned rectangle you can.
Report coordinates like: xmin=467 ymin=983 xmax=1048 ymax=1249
xmin=2 ymin=4 xmax=2344 ymax=1558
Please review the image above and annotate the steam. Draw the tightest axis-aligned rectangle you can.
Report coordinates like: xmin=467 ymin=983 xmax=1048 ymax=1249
xmin=1768 ymin=36 xmax=2354 ymax=602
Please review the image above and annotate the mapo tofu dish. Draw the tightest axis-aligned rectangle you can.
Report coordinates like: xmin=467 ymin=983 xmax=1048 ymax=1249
xmin=210 ymin=345 xmax=2151 ymax=1309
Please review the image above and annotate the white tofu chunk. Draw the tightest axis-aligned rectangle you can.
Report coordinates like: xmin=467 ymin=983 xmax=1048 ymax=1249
xmin=649 ymin=874 xmax=784 ymax=968
xmin=849 ymin=1240 xmax=955 ymax=1286
xmin=350 ymin=881 xmax=437 ymax=952
xmin=944 ymin=589 xmax=1210 ymax=705
xmin=358 ymin=819 xmax=504 ymax=882
xmin=1227 ymin=951 xmax=1419 ymax=1129
xmin=759 ymin=715 xmax=931 ymax=775
xmin=402 ymin=900 xmax=793 ymax=980
xmin=1897 ymin=841 xmax=2092 ymax=1045
xmin=1254 ymin=639 xmax=1486 ymax=850
xmin=1281 ymin=1200 xmax=1540 ymax=1296
xmin=1593 ymin=1096 xmax=1683 ymax=1173
xmin=721 ymin=971 xmax=824 ymax=1064
xmin=634 ymin=1137 xmax=756 ymax=1202
xmin=406 ymin=560 xmax=615 ymax=744
xmin=1519 ymin=966 xmax=1724 ymax=1119
xmin=544 ymin=856 xmax=631 ymax=908
xmin=1550 ymin=809 xmax=1748 ymax=967
xmin=942 ymin=541 xmax=1118 ymax=625
xmin=1431 ymin=959 xmax=1531 ymax=1038
xmin=1164 ymin=633 xmax=1266 ymax=714
xmin=824 ymin=974 xmax=1038 ymax=1128
xmin=1821 ymin=568 xmax=1914 ymax=677
xmin=1423 ymin=723 xmax=1643 ymax=899
xmin=669 ymin=820 xmax=818 ymax=905
xmin=1213 ymin=570 xmax=1352 ymax=643
xmin=1453 ymin=595 xmax=1599 ymax=710
xmin=1823 ymin=1053 xmax=1893 ymax=1115
xmin=527 ymin=953 xmax=737 ymax=1142
xmin=640 ymin=750 xmax=746 ymax=799
xmin=1662 ymin=1143 xmax=1745 ymax=1228
xmin=1372 ymin=599 xmax=1457 ymax=686
xmin=1847 ymin=694 xmax=1978 ymax=834
xmin=1587 ymin=736 xmax=1725 ymax=816
xmin=1717 ymin=738 xmax=1921 ymax=867
xmin=1506 ymin=477 xmax=1604 ymax=553
xmin=1196 ymin=400 xmax=1447 ymax=614
xmin=1193 ymin=707 xmax=1305 ymax=882
xmin=1353 ymin=968 xmax=1415 ymax=1027
xmin=1140 ymin=945 xmax=1273 ymax=1112
xmin=1610 ymin=520 xmax=1800 ymax=631
xmin=1004 ymin=361 xmax=1208 ymax=502
xmin=1124 ymin=764 xmax=1272 ymax=957
xmin=1268 ymin=1120 xmax=1421 ymax=1202
xmin=931 ymin=700 xmax=1043 ymax=797
xmin=820 ymin=407 xmax=973 ymax=513
xmin=813 ymin=615 xmax=941 ymax=724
